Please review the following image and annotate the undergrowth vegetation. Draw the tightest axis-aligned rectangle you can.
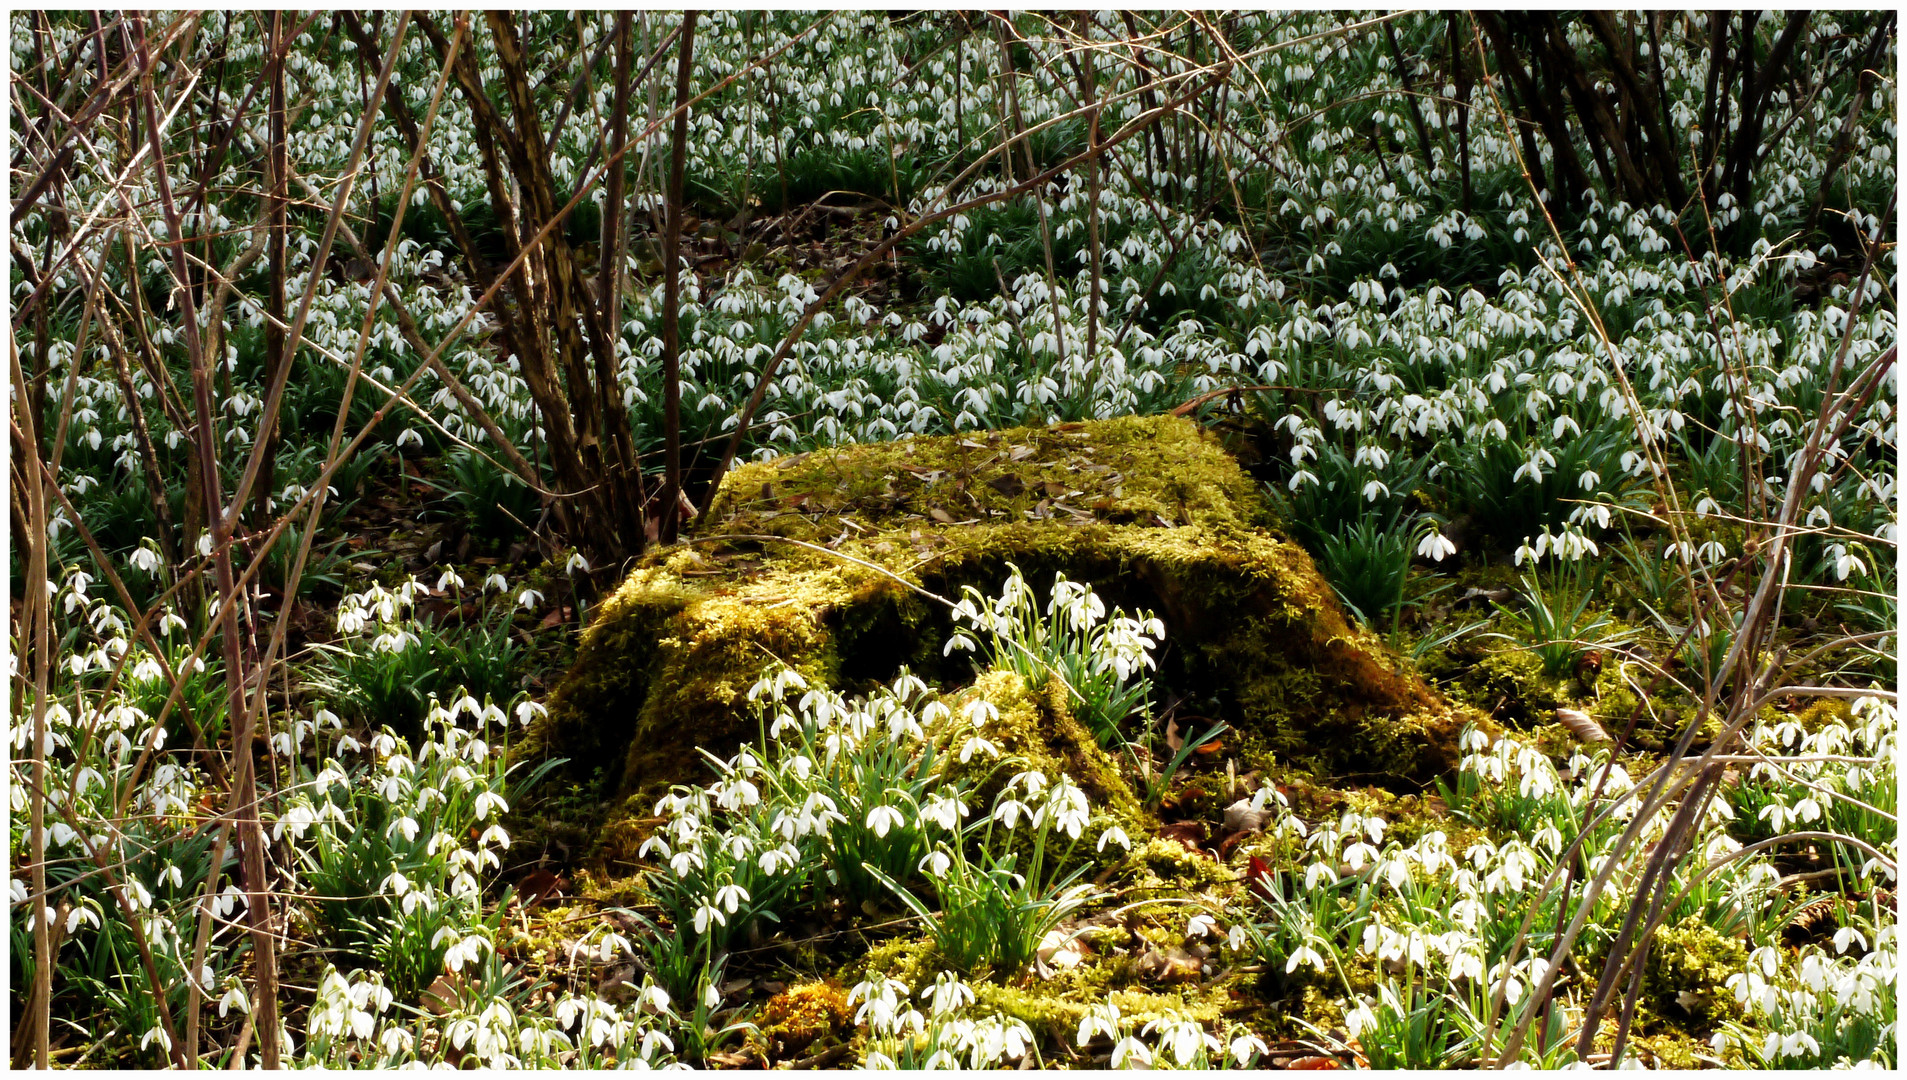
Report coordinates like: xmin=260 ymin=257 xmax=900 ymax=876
xmin=10 ymin=9 xmax=1896 ymax=1070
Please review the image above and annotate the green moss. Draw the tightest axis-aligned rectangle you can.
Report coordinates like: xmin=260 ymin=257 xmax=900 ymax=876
xmin=758 ymin=982 xmax=853 ymax=1059
xmin=1430 ymin=644 xmax=1575 ymax=731
xmin=838 ymin=934 xmax=941 ymax=993
xmin=532 ymin=416 xmax=1469 ymax=801
xmin=1643 ymin=914 xmax=1749 ymax=1030
xmin=969 ymin=976 xmax=1234 ymax=1044
xmin=1793 ymin=696 xmax=1855 ymax=732
xmin=701 ymin=413 xmax=1269 ymax=545
xmin=1130 ymin=837 xmax=1232 ymax=891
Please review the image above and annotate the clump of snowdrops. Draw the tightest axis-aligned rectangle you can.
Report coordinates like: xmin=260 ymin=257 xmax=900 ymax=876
xmin=630 ymin=659 xmax=1136 ymax=995
xmin=1210 ymin=703 xmax=1896 ymax=1069
xmin=945 ymin=562 xmax=1163 ymax=746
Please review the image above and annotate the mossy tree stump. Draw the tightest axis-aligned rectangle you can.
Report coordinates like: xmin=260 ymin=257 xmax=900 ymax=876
xmin=530 ymin=415 xmax=1470 ymax=806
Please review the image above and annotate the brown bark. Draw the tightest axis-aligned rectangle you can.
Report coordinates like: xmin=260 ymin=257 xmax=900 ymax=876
xmin=1584 ymin=11 xmax=1689 ymax=207
xmin=660 ymin=13 xmax=698 ymax=544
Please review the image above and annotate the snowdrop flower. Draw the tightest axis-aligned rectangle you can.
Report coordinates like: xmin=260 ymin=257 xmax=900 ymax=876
xmin=1416 ymin=530 xmax=1456 ymax=562
xmin=1186 ymin=913 xmax=1217 ymax=939
xmin=516 ymin=587 xmax=544 ymax=610
xmin=1110 ymin=1035 xmax=1152 ymax=1069
xmin=1097 ymin=825 xmax=1131 ymax=852
xmin=218 ymin=985 xmax=250 ymax=1018
xmin=1077 ymin=1003 xmax=1122 ymax=1047
xmin=1286 ymin=944 xmax=1328 ymax=973
xmin=923 ymin=972 xmax=975 ymax=1017
xmin=865 ymin=804 xmax=906 ymax=838
xmin=484 ymin=572 xmax=508 ymax=592
xmin=1513 ymin=538 xmax=1541 ymax=566
xmin=958 ymin=734 xmax=1000 ymax=763
xmin=1144 ymin=1016 xmax=1215 ymax=1066
xmin=992 ymin=799 xmax=1029 ymax=829
xmin=565 ymin=552 xmax=589 ymax=574
xmin=921 ymin=793 xmax=967 ymax=830
xmin=961 ymin=698 xmax=998 ymax=728
xmin=472 ymin=790 xmax=508 ymax=820
xmin=129 ymin=544 xmax=162 ymax=575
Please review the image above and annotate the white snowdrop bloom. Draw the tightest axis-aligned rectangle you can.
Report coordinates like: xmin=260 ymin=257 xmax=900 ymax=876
xmin=1416 ymin=531 xmax=1456 ymax=561
xmin=921 ymin=793 xmax=967 ymax=830
xmin=865 ymin=804 xmax=906 ymax=838
xmin=218 ymin=985 xmax=250 ymax=1018
xmin=65 ymin=904 xmax=102 ymax=934
xmin=129 ymin=545 xmax=162 ymax=575
xmin=992 ymin=798 xmax=1029 ymax=830
xmin=1109 ymin=1036 xmax=1152 ymax=1069
xmin=472 ymin=790 xmax=508 ymax=820
xmin=960 ymin=698 xmax=998 ymax=729
xmin=1286 ymin=944 xmax=1328 ymax=973
xmin=1230 ymin=1033 xmax=1269 ymax=1066
xmin=1143 ymin=1015 xmax=1215 ymax=1066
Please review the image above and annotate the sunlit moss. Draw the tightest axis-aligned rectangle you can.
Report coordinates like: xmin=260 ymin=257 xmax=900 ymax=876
xmin=1643 ymin=914 xmax=1750 ymax=1029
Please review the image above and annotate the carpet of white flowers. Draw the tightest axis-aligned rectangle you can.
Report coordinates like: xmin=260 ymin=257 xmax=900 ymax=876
xmin=9 ymin=10 xmax=1896 ymax=1069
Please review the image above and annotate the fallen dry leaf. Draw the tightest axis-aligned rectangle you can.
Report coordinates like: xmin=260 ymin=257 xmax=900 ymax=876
xmin=1245 ymin=855 xmax=1279 ymax=902
xmin=422 ymin=973 xmax=465 ymax=1016
xmin=1133 ymin=945 xmax=1206 ymax=984
xmin=986 ymin=474 xmax=1026 ymax=497
xmin=1556 ymin=707 xmax=1611 ymax=743
xmin=515 ymin=868 xmax=569 ymax=908
xmin=1223 ymin=799 xmax=1270 ymax=836
xmin=1157 ymin=820 xmax=1209 ymax=856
